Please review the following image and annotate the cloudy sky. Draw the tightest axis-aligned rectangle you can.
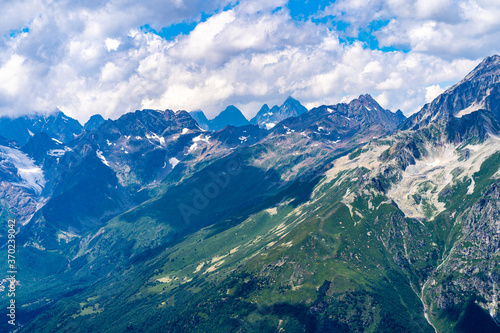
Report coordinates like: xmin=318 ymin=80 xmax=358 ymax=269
xmin=1 ymin=0 xmax=499 ymax=123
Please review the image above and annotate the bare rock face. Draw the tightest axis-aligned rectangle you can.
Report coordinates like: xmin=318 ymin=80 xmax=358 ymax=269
xmin=83 ymin=114 xmax=105 ymax=132
xmin=346 ymin=94 xmax=406 ymax=131
xmin=250 ymin=96 xmax=308 ymax=129
xmin=0 ymin=110 xmax=83 ymax=146
xmin=0 ymin=182 xmax=41 ymax=224
xmin=403 ymin=55 xmax=500 ymax=133
xmin=208 ymin=105 xmax=250 ymax=131
xmin=189 ymin=110 xmax=210 ymax=130
xmin=425 ymin=181 xmax=500 ymax=325
xmin=0 ymin=139 xmax=45 ymax=225
xmin=271 ymin=94 xmax=405 ymax=142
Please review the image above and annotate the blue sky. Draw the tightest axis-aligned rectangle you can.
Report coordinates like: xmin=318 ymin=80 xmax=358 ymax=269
xmin=1 ymin=0 xmax=499 ymax=122
xmin=143 ymin=3 xmax=404 ymax=52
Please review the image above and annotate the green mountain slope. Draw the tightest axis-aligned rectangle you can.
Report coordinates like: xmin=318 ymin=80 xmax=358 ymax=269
xmin=4 ymin=56 xmax=500 ymax=333
xmin=20 ymin=127 xmax=500 ymax=332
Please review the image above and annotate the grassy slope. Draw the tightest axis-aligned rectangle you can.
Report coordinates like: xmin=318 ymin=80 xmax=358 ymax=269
xmin=14 ymin=127 xmax=500 ymax=332
xmin=23 ymin=139 xmax=437 ymax=332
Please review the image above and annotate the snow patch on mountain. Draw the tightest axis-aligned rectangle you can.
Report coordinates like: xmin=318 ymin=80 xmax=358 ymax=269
xmin=193 ymin=262 xmax=205 ymax=273
xmin=388 ymin=136 xmax=500 ymax=219
xmin=57 ymin=230 xmax=80 ymax=243
xmin=96 ymin=150 xmax=110 ymax=166
xmin=193 ymin=134 xmax=210 ymax=143
xmin=211 ymin=254 xmax=228 ymax=263
xmin=48 ymin=147 xmax=72 ymax=157
xmin=146 ymin=132 xmax=165 ymax=145
xmin=204 ymin=260 xmax=224 ymax=273
xmin=157 ymin=276 xmax=174 ymax=283
xmin=169 ymin=157 xmax=179 ymax=168
xmin=188 ymin=142 xmax=198 ymax=152
xmin=454 ymin=100 xmax=486 ymax=118
xmin=321 ymin=142 xmax=389 ymax=185
xmin=265 ymin=207 xmax=278 ymax=215
xmin=0 ymin=146 xmax=45 ymax=194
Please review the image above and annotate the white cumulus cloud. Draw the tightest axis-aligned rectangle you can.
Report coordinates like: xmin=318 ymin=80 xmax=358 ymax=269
xmin=425 ymin=84 xmax=446 ymax=103
xmin=0 ymin=0 xmax=497 ymax=123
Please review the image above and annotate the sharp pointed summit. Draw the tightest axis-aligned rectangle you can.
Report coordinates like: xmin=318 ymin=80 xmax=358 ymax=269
xmin=402 ymin=54 xmax=500 ymax=135
xmin=84 ymin=114 xmax=106 ymax=131
xmin=189 ymin=110 xmax=211 ymax=131
xmin=250 ymin=96 xmax=308 ymax=129
xmin=0 ymin=110 xmax=83 ymax=145
xmin=208 ymin=105 xmax=250 ymax=131
xmin=271 ymin=94 xmax=406 ymax=141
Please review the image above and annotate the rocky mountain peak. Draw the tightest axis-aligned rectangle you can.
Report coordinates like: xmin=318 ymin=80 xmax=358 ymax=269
xmin=209 ymin=105 xmax=250 ymax=131
xmin=356 ymin=93 xmax=378 ymax=105
xmin=342 ymin=94 xmax=406 ymax=131
xmin=250 ymin=96 xmax=308 ymax=129
xmin=461 ymin=54 xmax=500 ymax=83
xmin=282 ymin=96 xmax=300 ymax=106
xmin=348 ymin=94 xmax=382 ymax=111
xmin=220 ymin=105 xmax=245 ymax=117
xmin=0 ymin=135 xmax=18 ymax=149
xmin=84 ymin=114 xmax=106 ymax=131
xmin=98 ymin=108 xmax=201 ymax=139
xmin=272 ymin=94 xmax=405 ymax=142
xmin=0 ymin=110 xmax=83 ymax=145
xmin=402 ymin=54 xmax=500 ymax=134
xmin=283 ymin=96 xmax=306 ymax=110
xmin=189 ymin=110 xmax=210 ymax=130
xmin=258 ymin=104 xmax=270 ymax=114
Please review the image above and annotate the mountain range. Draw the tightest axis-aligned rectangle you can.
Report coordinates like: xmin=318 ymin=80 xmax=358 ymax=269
xmin=189 ymin=105 xmax=250 ymax=131
xmin=250 ymin=96 xmax=308 ymax=129
xmin=1 ymin=56 xmax=500 ymax=332
xmin=0 ymin=110 xmax=83 ymax=146
xmin=189 ymin=96 xmax=309 ymax=132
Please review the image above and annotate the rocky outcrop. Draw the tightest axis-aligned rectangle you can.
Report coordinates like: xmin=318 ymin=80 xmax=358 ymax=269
xmin=425 ymin=181 xmax=500 ymax=324
xmin=402 ymin=55 xmax=500 ymax=135
xmin=250 ymin=96 xmax=308 ymax=129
